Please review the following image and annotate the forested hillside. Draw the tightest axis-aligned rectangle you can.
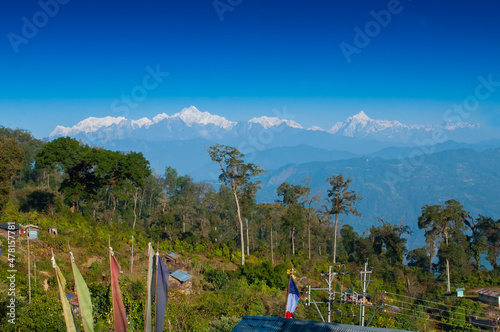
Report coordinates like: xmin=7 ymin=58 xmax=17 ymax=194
xmin=258 ymin=148 xmax=500 ymax=249
xmin=0 ymin=127 xmax=499 ymax=331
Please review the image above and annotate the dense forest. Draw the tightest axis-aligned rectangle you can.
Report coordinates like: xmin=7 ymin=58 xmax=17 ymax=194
xmin=0 ymin=126 xmax=499 ymax=331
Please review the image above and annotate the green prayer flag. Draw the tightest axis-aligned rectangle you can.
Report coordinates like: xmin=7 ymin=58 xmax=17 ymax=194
xmin=54 ymin=260 xmax=77 ymax=332
xmin=72 ymin=258 xmax=94 ymax=332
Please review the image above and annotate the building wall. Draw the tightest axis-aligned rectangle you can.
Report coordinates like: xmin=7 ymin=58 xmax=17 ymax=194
xmin=479 ymin=294 xmax=500 ymax=307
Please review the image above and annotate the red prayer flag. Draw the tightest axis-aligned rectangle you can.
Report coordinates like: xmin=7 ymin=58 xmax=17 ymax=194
xmin=110 ymin=252 xmax=127 ymax=332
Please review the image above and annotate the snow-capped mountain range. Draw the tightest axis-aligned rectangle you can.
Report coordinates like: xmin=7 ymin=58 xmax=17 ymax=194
xmin=50 ymin=106 xmax=479 ymax=144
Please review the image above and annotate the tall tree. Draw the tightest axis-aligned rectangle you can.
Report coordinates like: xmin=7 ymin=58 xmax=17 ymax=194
xmin=407 ymin=247 xmax=430 ymax=271
xmin=0 ymin=136 xmax=24 ymax=210
xmin=277 ymin=182 xmax=308 ymax=255
xmin=370 ymin=218 xmax=412 ymax=266
xmin=207 ymin=144 xmax=264 ymax=265
xmin=418 ymin=199 xmax=468 ymax=292
xmin=36 ymin=137 xmax=151 ymax=214
xmin=480 ymin=216 xmax=500 ymax=270
xmin=0 ymin=126 xmax=44 ymax=185
xmin=302 ymin=177 xmax=320 ymax=260
xmin=326 ymin=174 xmax=362 ymax=263
xmin=464 ymin=215 xmax=488 ymax=272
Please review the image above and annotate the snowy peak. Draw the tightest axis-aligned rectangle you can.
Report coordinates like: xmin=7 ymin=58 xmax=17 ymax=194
xmin=151 ymin=106 xmax=236 ymax=129
xmin=326 ymin=111 xmax=480 ymax=141
xmin=249 ymin=116 xmax=303 ymax=129
xmin=173 ymin=106 xmax=236 ymax=129
xmin=49 ymin=107 xmax=482 ymax=144
xmin=50 ymin=116 xmax=129 ymax=137
xmin=49 ymin=106 xmax=236 ymax=139
xmin=349 ymin=110 xmax=371 ymax=122
xmin=308 ymin=126 xmax=326 ymax=132
xmin=329 ymin=111 xmax=408 ymax=137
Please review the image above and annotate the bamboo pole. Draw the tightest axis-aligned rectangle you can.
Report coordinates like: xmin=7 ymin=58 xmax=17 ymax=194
xmin=28 ymin=233 xmax=31 ymax=305
xmin=285 ymin=267 xmax=292 ymax=318
xmin=154 ymin=242 xmax=159 ymax=332
xmin=144 ymin=242 xmax=153 ymax=332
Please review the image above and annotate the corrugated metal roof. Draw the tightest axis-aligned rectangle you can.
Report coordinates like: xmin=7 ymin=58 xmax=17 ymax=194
xmin=232 ymin=316 xmax=415 ymax=332
xmin=170 ymin=269 xmax=193 ymax=282
xmin=477 ymin=288 xmax=500 ymax=298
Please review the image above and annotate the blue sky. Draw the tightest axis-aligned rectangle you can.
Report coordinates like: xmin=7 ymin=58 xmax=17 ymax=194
xmin=0 ymin=0 xmax=499 ymax=138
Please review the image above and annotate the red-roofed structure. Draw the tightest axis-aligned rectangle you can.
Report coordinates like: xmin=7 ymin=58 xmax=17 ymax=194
xmin=477 ymin=288 xmax=500 ymax=307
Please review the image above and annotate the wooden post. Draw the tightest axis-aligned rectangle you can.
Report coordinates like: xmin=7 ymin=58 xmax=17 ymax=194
xmin=144 ymin=243 xmax=153 ymax=332
xmin=28 ymin=234 xmax=31 ymax=305
xmin=154 ymin=242 xmax=159 ymax=332
xmin=131 ymin=235 xmax=134 ymax=273
xmin=34 ymin=257 xmax=36 ymax=289
xmin=285 ymin=266 xmax=294 ymax=318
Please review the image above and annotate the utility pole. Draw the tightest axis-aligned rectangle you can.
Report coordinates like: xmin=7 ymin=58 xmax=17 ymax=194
xmin=321 ymin=265 xmax=337 ymax=323
xmin=359 ymin=261 xmax=372 ymax=327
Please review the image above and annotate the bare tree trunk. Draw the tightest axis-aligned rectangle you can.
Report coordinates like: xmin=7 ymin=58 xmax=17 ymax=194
xmin=182 ymin=213 xmax=186 ymax=233
xmin=292 ymin=227 xmax=295 ymax=255
xmin=245 ymin=218 xmax=250 ymax=257
xmin=150 ymin=192 xmax=154 ymax=214
xmin=139 ymin=189 xmax=144 ymax=217
xmin=271 ymin=220 xmax=274 ymax=266
xmin=132 ymin=189 xmax=138 ymax=229
xmin=445 ymin=235 xmax=451 ymax=293
xmin=446 ymin=258 xmax=451 ymax=293
xmin=426 ymin=240 xmax=435 ymax=274
xmin=333 ymin=214 xmax=338 ymax=264
xmin=232 ymin=189 xmax=245 ymax=265
xmin=308 ymin=215 xmax=311 ymax=260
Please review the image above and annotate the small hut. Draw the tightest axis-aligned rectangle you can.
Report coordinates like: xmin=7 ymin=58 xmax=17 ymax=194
xmin=469 ymin=316 xmax=499 ymax=332
xmin=165 ymin=252 xmax=179 ymax=263
xmin=170 ymin=269 xmax=193 ymax=290
xmin=477 ymin=289 xmax=500 ymax=307
xmin=24 ymin=225 xmax=41 ymax=239
xmin=456 ymin=288 xmax=465 ymax=298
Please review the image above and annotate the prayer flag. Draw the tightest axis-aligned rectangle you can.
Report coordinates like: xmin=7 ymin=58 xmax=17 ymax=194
xmin=155 ymin=256 xmax=170 ymax=332
xmin=110 ymin=250 xmax=127 ymax=332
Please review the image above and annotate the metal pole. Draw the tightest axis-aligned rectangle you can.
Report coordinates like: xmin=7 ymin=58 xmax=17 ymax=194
xmin=328 ymin=265 xmax=331 ymax=323
xmin=361 ymin=261 xmax=368 ymax=326
xmin=131 ymin=235 xmax=134 ymax=273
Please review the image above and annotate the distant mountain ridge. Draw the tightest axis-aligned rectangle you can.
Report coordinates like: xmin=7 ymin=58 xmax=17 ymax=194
xmin=42 ymin=107 xmax=500 ymax=250
xmin=256 ymin=147 xmax=500 ymax=248
xmin=50 ymin=106 xmax=481 ymax=144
